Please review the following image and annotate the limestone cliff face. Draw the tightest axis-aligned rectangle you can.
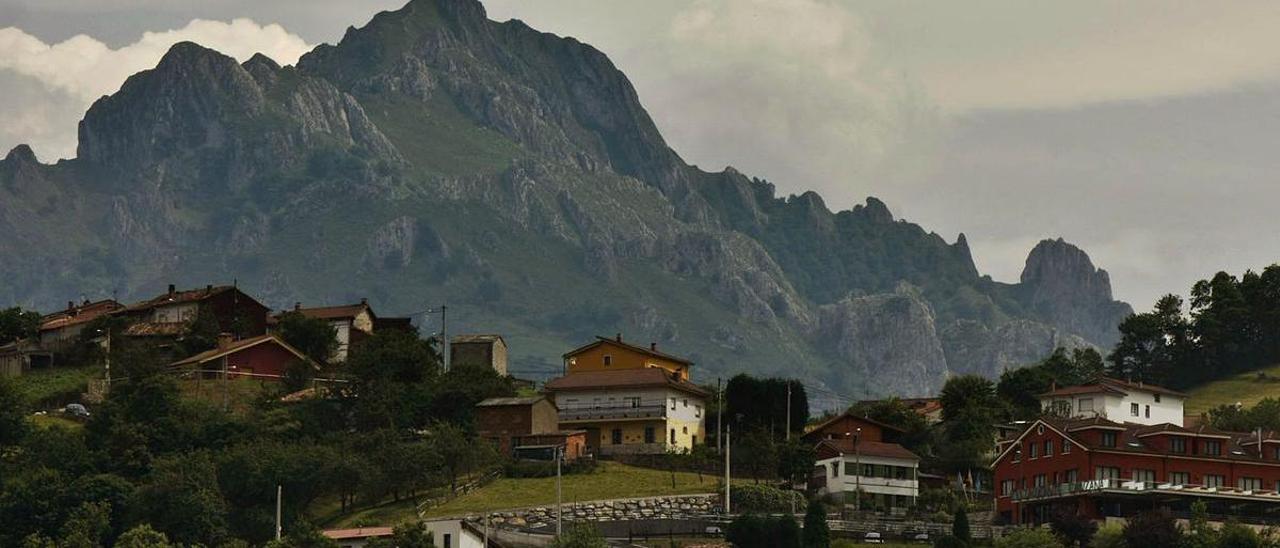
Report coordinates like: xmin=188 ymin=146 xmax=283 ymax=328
xmin=1020 ymin=238 xmax=1133 ymax=346
xmin=0 ymin=0 xmax=1134 ymax=398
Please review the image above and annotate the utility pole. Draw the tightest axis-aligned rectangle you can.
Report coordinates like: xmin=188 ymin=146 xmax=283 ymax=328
xmin=556 ymin=445 xmax=563 ymax=536
xmin=785 ymin=382 xmax=792 ymax=441
xmin=103 ymin=327 xmax=112 ymax=393
xmin=222 ymin=355 xmax=229 ymax=412
xmin=724 ymin=425 xmax=731 ymax=515
xmin=716 ymin=378 xmax=723 ymax=454
xmin=275 ymin=484 xmax=282 ymax=541
xmin=854 ymin=427 xmax=862 ymax=513
xmin=440 ymin=305 xmax=450 ymax=372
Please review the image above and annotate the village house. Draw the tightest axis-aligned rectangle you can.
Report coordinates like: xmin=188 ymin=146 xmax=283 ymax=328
xmin=474 ymin=396 xmax=587 ymax=461
xmin=38 ymin=299 xmax=123 ymax=353
xmin=281 ymin=299 xmax=410 ymax=362
xmin=450 ymin=334 xmax=508 ymax=375
xmin=0 ymin=338 xmax=48 ymax=377
xmin=169 ymin=333 xmax=312 ymax=380
xmin=322 ymin=520 xmax=485 ymax=548
xmin=1039 ymin=376 xmax=1187 ymax=425
xmin=804 ymin=410 xmax=921 ymax=510
xmin=543 ymin=335 xmax=707 ymax=456
xmin=119 ymin=284 xmax=269 ymax=345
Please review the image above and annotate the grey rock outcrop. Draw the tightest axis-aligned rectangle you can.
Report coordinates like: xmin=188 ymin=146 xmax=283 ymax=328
xmin=1021 ymin=238 xmax=1133 ymax=346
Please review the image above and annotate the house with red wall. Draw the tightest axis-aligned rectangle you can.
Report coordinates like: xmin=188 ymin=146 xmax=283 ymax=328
xmin=169 ymin=333 xmax=311 ymax=381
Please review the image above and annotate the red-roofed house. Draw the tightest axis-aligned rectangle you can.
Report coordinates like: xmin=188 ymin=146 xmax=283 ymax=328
xmin=280 ymin=299 xmax=411 ymax=362
xmin=120 ymin=284 xmax=269 ymax=345
xmin=811 ymin=437 xmax=921 ymax=511
xmin=544 ymin=336 xmax=708 ymax=455
xmin=38 ymin=299 xmax=123 ymax=352
xmin=169 ymin=333 xmax=311 ymax=380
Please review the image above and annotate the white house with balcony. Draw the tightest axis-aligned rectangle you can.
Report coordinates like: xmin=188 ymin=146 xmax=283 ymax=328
xmin=1039 ymin=377 xmax=1187 ymax=426
xmin=811 ymin=438 xmax=920 ymax=511
xmin=543 ymin=368 xmax=708 ymax=456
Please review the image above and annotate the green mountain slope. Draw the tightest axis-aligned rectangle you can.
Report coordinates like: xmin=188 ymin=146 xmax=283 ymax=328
xmin=0 ymin=0 xmax=1131 ymax=399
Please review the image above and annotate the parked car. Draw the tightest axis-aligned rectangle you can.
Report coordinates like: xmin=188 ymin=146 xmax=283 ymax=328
xmin=863 ymin=531 xmax=884 ymax=544
xmin=64 ymin=403 xmax=90 ymax=418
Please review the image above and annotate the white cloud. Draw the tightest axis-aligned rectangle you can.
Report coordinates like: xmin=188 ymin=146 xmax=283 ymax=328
xmin=0 ymin=18 xmax=310 ymax=159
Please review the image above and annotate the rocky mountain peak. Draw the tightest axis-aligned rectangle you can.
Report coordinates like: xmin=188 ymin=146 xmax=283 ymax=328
xmin=1020 ymin=238 xmax=1132 ymax=345
xmin=855 ymin=196 xmax=895 ymax=224
xmin=3 ymin=144 xmax=37 ymax=166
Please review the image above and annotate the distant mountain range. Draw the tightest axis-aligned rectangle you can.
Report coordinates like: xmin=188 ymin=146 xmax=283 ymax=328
xmin=0 ymin=0 xmax=1132 ymax=400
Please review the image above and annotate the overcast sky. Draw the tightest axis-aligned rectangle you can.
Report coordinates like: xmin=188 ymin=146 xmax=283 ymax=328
xmin=4 ymin=0 xmax=1280 ymax=310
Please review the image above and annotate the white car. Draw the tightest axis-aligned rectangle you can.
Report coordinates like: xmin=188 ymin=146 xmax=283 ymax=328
xmin=864 ymin=531 xmax=884 ymax=544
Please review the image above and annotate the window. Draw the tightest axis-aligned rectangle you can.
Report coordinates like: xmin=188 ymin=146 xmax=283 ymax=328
xmin=1063 ymin=442 xmax=1072 ymax=455
xmin=1204 ymin=440 xmax=1222 ymax=456
xmin=1001 ymin=479 xmax=1015 ymax=497
xmin=1239 ymin=477 xmax=1263 ymax=491
xmin=682 ymin=399 xmax=688 ymax=408
xmin=1274 ymin=446 xmax=1280 ymax=460
xmin=1044 ymin=440 xmax=1053 ymax=457
xmin=1033 ymin=474 xmax=1046 ymax=487
xmin=1029 ymin=442 xmax=1039 ymax=459
xmin=1037 ymin=425 xmax=1045 ymax=435
xmin=1095 ymin=466 xmax=1121 ymax=480
xmin=1101 ymin=432 xmax=1117 ymax=447
xmin=682 ymin=426 xmax=688 ymax=434
xmin=1145 ymin=405 xmax=1150 ymax=419
xmin=1012 ymin=445 xmax=1021 ymax=462
xmin=670 ymin=429 xmax=676 ymax=444
xmin=1079 ymin=398 xmax=1094 ymax=413
xmin=832 ymin=462 xmax=840 ymax=477
xmin=1132 ymin=469 xmax=1155 ymax=484
xmin=443 ymin=533 xmax=451 ymax=548
xmin=1205 ymin=475 xmax=1226 ymax=488
xmin=1131 ymin=403 xmax=1140 ymax=417
xmin=1154 ymin=394 xmax=1162 ymax=403
xmin=611 ymin=429 xmax=623 ymax=445
xmin=624 ymin=396 xmax=641 ymax=408
xmin=603 ymin=355 xmax=612 ymax=366
xmin=644 ymin=426 xmax=655 ymax=444
xmin=1168 ymin=472 xmax=1190 ymax=486
xmin=695 ymin=405 xmax=702 ymax=418
xmin=1065 ymin=469 xmax=1078 ymax=483
xmin=863 ymin=464 xmax=876 ymax=477
xmin=1170 ymin=437 xmax=1186 ymax=454
xmin=670 ymin=398 xmax=676 ymax=410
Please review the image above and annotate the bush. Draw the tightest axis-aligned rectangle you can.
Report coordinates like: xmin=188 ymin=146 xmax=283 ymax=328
xmin=1048 ymin=507 xmax=1096 ymax=547
xmin=1219 ymin=521 xmax=1263 ymax=548
xmin=932 ymin=535 xmax=968 ymax=548
xmin=1089 ymin=523 xmax=1124 ymax=548
xmin=952 ymin=507 xmax=971 ymax=542
xmin=730 ymin=484 xmax=806 ymax=514
xmin=995 ymin=527 xmax=1064 ymax=548
xmin=548 ymin=523 xmax=606 ymax=548
xmin=727 ymin=514 xmax=802 ymax=548
xmin=1122 ymin=509 xmax=1181 ymax=548
xmin=502 ymin=458 xmax=597 ymax=478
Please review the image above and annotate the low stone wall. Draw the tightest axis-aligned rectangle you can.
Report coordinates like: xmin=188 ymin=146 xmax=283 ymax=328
xmin=473 ymin=494 xmax=720 ymax=531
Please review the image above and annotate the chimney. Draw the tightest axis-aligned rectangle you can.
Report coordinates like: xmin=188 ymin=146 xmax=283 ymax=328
xmin=650 ymin=342 xmax=657 ymax=351
xmin=206 ymin=284 xmax=213 ymax=294
xmin=360 ymin=297 xmax=368 ymax=306
xmin=615 ymin=333 xmax=622 ymax=342
xmin=216 ymin=332 xmax=234 ymax=350
xmin=167 ymin=284 xmax=176 ymax=298
xmin=67 ymin=301 xmax=75 ymax=312
xmin=294 ymin=302 xmax=302 ymax=312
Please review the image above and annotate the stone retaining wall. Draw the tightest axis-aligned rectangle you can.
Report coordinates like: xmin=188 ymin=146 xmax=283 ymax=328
xmin=474 ymin=494 xmax=720 ymax=531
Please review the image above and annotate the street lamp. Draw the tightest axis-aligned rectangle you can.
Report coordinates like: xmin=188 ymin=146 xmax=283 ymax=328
xmin=852 ymin=428 xmax=862 ymax=512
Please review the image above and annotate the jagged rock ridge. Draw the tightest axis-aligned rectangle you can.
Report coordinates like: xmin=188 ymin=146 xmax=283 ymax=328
xmin=0 ymin=0 xmax=1133 ymax=398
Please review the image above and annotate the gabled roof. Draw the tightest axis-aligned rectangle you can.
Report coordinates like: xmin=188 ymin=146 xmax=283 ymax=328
xmin=816 ymin=438 xmax=920 ymax=461
xmin=476 ymin=396 xmax=547 ymax=407
xmin=286 ymin=303 xmax=373 ymax=321
xmin=169 ymin=333 xmax=311 ymax=368
xmin=322 ymin=527 xmax=393 ymax=540
xmin=562 ymin=336 xmax=693 ymax=366
xmin=125 ymin=285 xmax=238 ymax=312
xmin=39 ymin=299 xmax=123 ymax=332
xmin=1039 ymin=376 xmax=1188 ymax=399
xmin=543 ymin=368 xmax=710 ymax=397
xmin=803 ymin=409 xmax=907 ymax=438
xmin=992 ymin=416 xmax=1275 ymax=468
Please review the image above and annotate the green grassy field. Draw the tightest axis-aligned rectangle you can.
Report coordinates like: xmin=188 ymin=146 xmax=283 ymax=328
xmin=325 ymin=461 xmax=733 ymax=528
xmin=1185 ymin=364 xmax=1280 ymax=416
xmin=12 ymin=364 xmax=99 ymax=409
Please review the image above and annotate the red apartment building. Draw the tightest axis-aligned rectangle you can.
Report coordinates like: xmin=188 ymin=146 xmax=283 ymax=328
xmin=994 ymin=414 xmax=1280 ymax=525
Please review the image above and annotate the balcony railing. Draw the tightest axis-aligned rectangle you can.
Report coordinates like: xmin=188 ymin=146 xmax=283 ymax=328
xmin=558 ymin=400 xmax=669 ymax=422
xmin=1011 ymin=478 xmax=1280 ymax=502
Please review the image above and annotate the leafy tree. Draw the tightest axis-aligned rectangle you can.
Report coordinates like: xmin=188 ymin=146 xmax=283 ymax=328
xmin=802 ymin=502 xmax=830 ymax=548
xmin=58 ymin=500 xmax=112 ymax=548
xmin=931 ymin=535 xmax=968 ymax=548
xmin=130 ymin=453 xmax=229 ymax=546
xmin=777 ymin=439 xmax=816 ymax=487
xmin=0 ymin=306 xmax=40 ymax=343
xmin=726 ymin=514 xmax=767 ymax=548
xmin=276 ymin=312 xmax=338 ymax=365
xmin=548 ymin=523 xmax=605 ymax=548
xmin=0 ymin=375 xmax=29 ymax=449
xmin=1109 ymin=294 xmax=1191 ymax=387
xmin=994 ymin=527 xmax=1064 ymax=548
xmin=344 ymin=329 xmax=441 ymax=430
xmin=281 ymin=359 xmax=316 ymax=393
xmin=735 ymin=428 xmax=779 ymax=483
xmin=725 ymin=375 xmax=808 ymax=437
xmin=114 ymin=524 xmax=173 ymax=548
xmin=266 ymin=521 xmax=339 ymax=548
xmin=426 ymin=366 xmax=516 ymax=427
xmin=996 ymin=366 xmax=1053 ymax=421
xmin=1184 ymin=500 xmax=1218 ymax=548
xmin=0 ymin=467 xmax=72 ymax=545
xmin=774 ymin=514 xmax=802 ymax=548
xmin=1047 ymin=507 xmax=1096 ymax=547
xmin=1121 ymin=508 xmax=1181 ymax=548
xmin=951 ymin=506 xmax=971 ymax=543
xmin=846 ymin=397 xmax=933 ymax=456
xmin=179 ymin=306 xmax=224 ymax=357
xmin=938 ymin=376 xmax=999 ymax=470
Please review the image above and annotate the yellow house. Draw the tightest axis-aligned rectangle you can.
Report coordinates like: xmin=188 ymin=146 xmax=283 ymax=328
xmin=561 ymin=334 xmax=691 ymax=381
xmin=546 ymin=336 xmax=707 ymax=455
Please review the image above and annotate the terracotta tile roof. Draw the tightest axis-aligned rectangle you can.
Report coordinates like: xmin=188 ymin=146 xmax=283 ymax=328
xmin=476 ymin=396 xmax=546 ymax=407
xmin=1097 ymin=376 xmax=1189 ymax=398
xmin=1039 ymin=377 xmax=1188 ymax=399
xmin=322 ymin=527 xmax=393 ymax=540
xmin=543 ymin=368 xmax=710 ymax=397
xmin=1002 ymin=418 xmax=1273 ymax=464
xmin=39 ymin=300 xmax=123 ymax=332
xmin=169 ymin=333 xmax=309 ymax=368
xmin=818 ymin=438 xmax=920 ymax=461
xmin=1039 ymin=384 xmax=1127 ymax=398
xmin=286 ymin=303 xmax=371 ymax=321
xmin=803 ymin=410 xmax=908 ymax=438
xmin=125 ymin=285 xmax=234 ymax=312
xmin=563 ymin=336 xmax=693 ymax=366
